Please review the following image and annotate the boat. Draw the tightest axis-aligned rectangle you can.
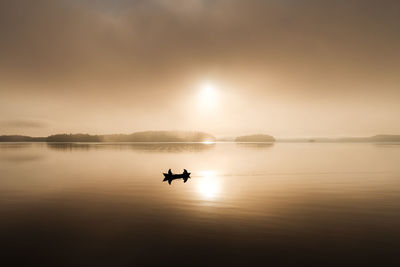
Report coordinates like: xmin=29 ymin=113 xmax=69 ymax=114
xmin=163 ymin=172 xmax=191 ymax=179
xmin=163 ymin=171 xmax=191 ymax=184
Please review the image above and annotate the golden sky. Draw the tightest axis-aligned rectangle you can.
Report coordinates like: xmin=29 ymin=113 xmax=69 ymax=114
xmin=1 ymin=0 xmax=399 ymax=137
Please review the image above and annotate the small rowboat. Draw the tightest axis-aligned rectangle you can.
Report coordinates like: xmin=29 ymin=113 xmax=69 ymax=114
xmin=163 ymin=172 xmax=191 ymax=179
xmin=163 ymin=171 xmax=191 ymax=184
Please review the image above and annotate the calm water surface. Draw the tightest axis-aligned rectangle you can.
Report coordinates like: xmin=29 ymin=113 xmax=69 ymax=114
xmin=1 ymin=142 xmax=400 ymax=266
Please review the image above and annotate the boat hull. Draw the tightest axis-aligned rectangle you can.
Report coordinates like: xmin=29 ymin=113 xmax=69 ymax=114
xmin=163 ymin=172 xmax=191 ymax=184
xmin=163 ymin=173 xmax=190 ymax=179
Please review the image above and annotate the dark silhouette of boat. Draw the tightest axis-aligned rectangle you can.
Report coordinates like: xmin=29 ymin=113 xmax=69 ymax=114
xmin=163 ymin=170 xmax=191 ymax=185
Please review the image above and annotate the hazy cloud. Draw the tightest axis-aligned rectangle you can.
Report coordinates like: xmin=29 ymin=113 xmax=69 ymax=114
xmin=1 ymin=0 xmax=399 ymax=88
xmin=0 ymin=0 xmax=399 ymax=136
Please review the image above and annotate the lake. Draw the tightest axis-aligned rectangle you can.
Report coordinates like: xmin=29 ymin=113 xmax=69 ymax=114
xmin=1 ymin=142 xmax=400 ymax=266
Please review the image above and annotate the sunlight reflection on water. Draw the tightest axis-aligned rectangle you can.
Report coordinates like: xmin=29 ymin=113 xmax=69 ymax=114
xmin=195 ymin=170 xmax=221 ymax=200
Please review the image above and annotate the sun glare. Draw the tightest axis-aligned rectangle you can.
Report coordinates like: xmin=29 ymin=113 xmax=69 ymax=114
xmin=198 ymin=82 xmax=218 ymax=109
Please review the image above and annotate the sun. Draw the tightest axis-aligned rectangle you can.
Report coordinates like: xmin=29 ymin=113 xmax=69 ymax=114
xmin=198 ymin=82 xmax=218 ymax=109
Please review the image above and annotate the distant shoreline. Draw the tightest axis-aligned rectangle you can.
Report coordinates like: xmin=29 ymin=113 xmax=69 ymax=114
xmin=276 ymin=135 xmax=400 ymax=143
xmin=0 ymin=141 xmax=399 ymax=144
xmin=0 ymin=131 xmax=216 ymax=143
xmin=1 ymin=133 xmax=399 ymax=143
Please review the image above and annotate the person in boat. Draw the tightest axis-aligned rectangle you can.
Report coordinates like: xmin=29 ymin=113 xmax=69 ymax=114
xmin=168 ymin=169 xmax=172 ymax=175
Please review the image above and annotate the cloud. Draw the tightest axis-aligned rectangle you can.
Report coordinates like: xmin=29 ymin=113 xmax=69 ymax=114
xmin=0 ymin=0 xmax=399 ymax=136
xmin=0 ymin=0 xmax=399 ymax=92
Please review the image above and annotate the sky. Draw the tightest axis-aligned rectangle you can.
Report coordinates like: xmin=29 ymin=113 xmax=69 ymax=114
xmin=0 ymin=0 xmax=399 ymax=137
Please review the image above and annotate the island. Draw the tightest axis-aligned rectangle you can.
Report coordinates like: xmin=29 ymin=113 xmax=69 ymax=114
xmin=235 ymin=134 xmax=275 ymax=142
xmin=0 ymin=131 xmax=216 ymax=143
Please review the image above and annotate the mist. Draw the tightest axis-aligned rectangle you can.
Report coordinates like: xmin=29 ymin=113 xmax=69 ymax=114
xmin=1 ymin=0 xmax=399 ymax=137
